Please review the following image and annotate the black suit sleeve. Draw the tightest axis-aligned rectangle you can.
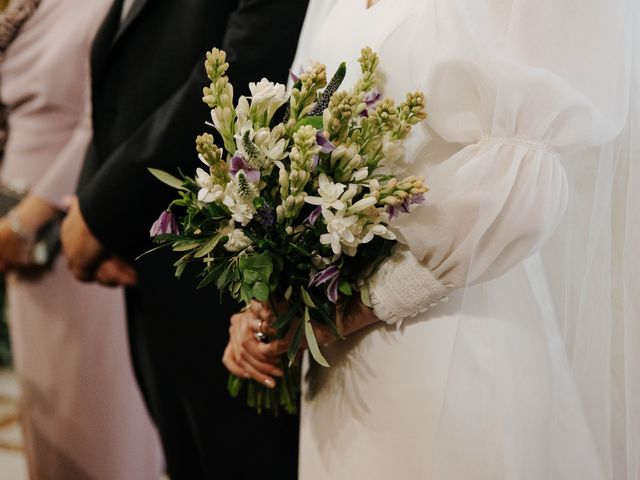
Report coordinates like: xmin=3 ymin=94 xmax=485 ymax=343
xmin=77 ymin=0 xmax=308 ymax=261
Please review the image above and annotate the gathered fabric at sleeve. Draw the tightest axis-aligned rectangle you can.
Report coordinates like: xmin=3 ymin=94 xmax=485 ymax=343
xmin=368 ymin=0 xmax=632 ymax=324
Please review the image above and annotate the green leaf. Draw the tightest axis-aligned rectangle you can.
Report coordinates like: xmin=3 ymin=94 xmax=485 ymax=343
xmin=216 ymin=263 xmax=236 ymax=291
xmin=205 ymin=203 xmax=228 ymax=219
xmin=175 ymin=262 xmax=187 ymax=279
xmin=240 ymin=253 xmax=273 ymax=284
xmin=243 ymin=269 xmax=261 ymax=284
xmin=287 ymin=320 xmax=305 ymax=367
xmin=284 ymin=285 xmax=293 ymax=301
xmin=360 ymin=285 xmax=373 ymax=308
xmin=198 ymin=262 xmax=226 ymax=289
xmin=240 ymin=283 xmax=254 ymax=305
xmin=194 ymin=233 xmax=223 ymax=258
xmin=295 ymin=115 xmax=324 ymax=130
xmin=304 ymin=307 xmax=330 ymax=367
xmin=173 ymin=241 xmax=202 ymax=252
xmin=148 ymin=168 xmax=187 ymax=190
xmin=253 ymin=197 xmax=266 ymax=209
xmin=252 ymin=282 xmax=270 ymax=302
xmin=300 ymin=287 xmax=317 ymax=309
xmin=273 ymin=301 xmax=301 ymax=331
xmin=338 ymin=280 xmax=353 ymax=296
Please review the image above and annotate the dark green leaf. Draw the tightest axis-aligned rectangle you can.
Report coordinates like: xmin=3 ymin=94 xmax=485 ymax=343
xmin=216 ymin=263 xmax=236 ymax=291
xmin=287 ymin=320 xmax=305 ymax=367
xmin=243 ymin=269 xmax=261 ymax=284
xmin=252 ymin=282 xmax=269 ymax=302
xmin=272 ymin=301 xmax=301 ymax=331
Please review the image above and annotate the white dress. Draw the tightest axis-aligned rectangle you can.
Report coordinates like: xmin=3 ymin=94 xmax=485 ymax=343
xmin=293 ymin=1 xmax=637 ymax=479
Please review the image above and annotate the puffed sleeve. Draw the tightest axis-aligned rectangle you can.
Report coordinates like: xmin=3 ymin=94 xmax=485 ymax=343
xmin=368 ymin=0 xmax=632 ymax=324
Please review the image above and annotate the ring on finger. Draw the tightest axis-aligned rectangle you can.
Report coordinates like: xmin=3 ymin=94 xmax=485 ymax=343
xmin=253 ymin=331 xmax=269 ymax=344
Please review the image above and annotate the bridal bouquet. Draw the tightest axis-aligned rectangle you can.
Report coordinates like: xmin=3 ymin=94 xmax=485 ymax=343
xmin=148 ymin=47 xmax=427 ymax=414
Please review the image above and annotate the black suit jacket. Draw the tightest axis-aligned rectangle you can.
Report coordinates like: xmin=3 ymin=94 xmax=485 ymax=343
xmin=78 ymin=0 xmax=308 ymax=261
xmin=75 ymin=2 xmax=308 ymax=477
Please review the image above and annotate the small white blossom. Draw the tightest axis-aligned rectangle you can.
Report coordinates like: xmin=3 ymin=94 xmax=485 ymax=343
xmin=196 ymin=168 xmax=223 ymax=203
xmin=305 ymin=174 xmax=347 ymax=211
xmin=320 ymin=209 xmax=360 ymax=255
xmin=235 ymin=96 xmax=250 ymax=132
xmin=361 ymin=223 xmax=396 ymax=244
xmin=224 ymin=228 xmax=252 ymax=252
xmin=348 ymin=196 xmax=378 ymax=214
xmin=351 ymin=167 xmax=369 ymax=182
xmin=222 ymin=182 xmax=255 ymax=226
xmin=249 ymin=79 xmax=290 ymax=120
xmin=254 ymin=128 xmax=288 ymax=164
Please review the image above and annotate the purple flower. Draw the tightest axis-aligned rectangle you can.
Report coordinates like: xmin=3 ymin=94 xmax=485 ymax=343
xmin=387 ymin=194 xmax=425 ymax=220
xmin=326 ymin=275 xmax=339 ymax=304
xmin=316 ymin=130 xmax=336 ymax=154
xmin=289 ymin=67 xmax=304 ymax=83
xmin=309 ymin=266 xmax=339 ymax=287
xmin=411 ymin=194 xmax=425 ymax=205
xmin=309 ymin=266 xmax=341 ymax=304
xmin=360 ymin=89 xmax=382 ymax=117
xmin=306 ymin=206 xmax=322 ymax=226
xmin=255 ymin=205 xmax=275 ymax=230
xmin=364 ymin=89 xmax=382 ymax=109
xmin=229 ymin=153 xmax=260 ymax=183
xmin=150 ymin=210 xmax=179 ymax=237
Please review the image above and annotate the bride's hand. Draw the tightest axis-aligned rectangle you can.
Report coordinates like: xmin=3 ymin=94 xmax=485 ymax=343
xmin=222 ymin=300 xmax=283 ymax=389
xmin=258 ymin=298 xmax=381 ymax=357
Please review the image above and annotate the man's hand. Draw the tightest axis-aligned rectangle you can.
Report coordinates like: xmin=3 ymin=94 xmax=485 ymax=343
xmin=61 ymin=196 xmax=105 ymax=282
xmin=95 ymin=256 xmax=138 ymax=287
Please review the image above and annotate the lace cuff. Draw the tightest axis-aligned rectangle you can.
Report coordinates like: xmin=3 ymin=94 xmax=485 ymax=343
xmin=367 ymin=246 xmax=448 ymax=325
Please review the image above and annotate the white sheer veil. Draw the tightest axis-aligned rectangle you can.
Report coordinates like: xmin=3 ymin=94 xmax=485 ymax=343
xmin=377 ymin=0 xmax=638 ymax=477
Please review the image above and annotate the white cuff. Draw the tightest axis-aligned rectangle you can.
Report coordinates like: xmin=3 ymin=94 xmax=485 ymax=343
xmin=368 ymin=245 xmax=448 ymax=325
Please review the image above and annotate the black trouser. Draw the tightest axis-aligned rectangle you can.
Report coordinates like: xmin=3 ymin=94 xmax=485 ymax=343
xmin=126 ymin=251 xmax=299 ymax=479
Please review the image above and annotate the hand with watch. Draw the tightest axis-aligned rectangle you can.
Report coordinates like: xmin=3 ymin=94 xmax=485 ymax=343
xmin=0 ymin=194 xmax=62 ymax=273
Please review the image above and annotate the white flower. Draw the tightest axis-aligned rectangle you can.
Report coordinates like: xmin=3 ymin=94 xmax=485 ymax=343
xmin=253 ymin=128 xmax=288 ymax=164
xmin=222 ymin=181 xmax=255 ymax=226
xmin=305 ymin=174 xmax=347 ymax=211
xmin=320 ymin=209 xmax=361 ymax=255
xmin=234 ymin=96 xmax=250 ymax=132
xmin=196 ymin=168 xmax=223 ymax=203
xmin=348 ymin=196 xmax=378 ymax=214
xmin=351 ymin=167 xmax=369 ymax=182
xmin=249 ymin=79 xmax=290 ymax=120
xmin=224 ymin=228 xmax=252 ymax=252
xmin=210 ymin=106 xmax=233 ymax=134
xmin=361 ymin=223 xmax=396 ymax=244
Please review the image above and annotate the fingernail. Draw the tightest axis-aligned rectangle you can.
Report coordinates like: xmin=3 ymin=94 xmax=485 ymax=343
xmin=264 ymin=378 xmax=275 ymax=388
xmin=273 ymin=369 xmax=283 ymax=377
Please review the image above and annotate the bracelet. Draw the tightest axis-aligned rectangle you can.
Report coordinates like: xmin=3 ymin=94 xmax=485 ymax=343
xmin=7 ymin=210 xmax=34 ymax=243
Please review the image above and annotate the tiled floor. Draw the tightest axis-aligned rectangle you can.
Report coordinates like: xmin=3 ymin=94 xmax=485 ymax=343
xmin=0 ymin=369 xmax=28 ymax=480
